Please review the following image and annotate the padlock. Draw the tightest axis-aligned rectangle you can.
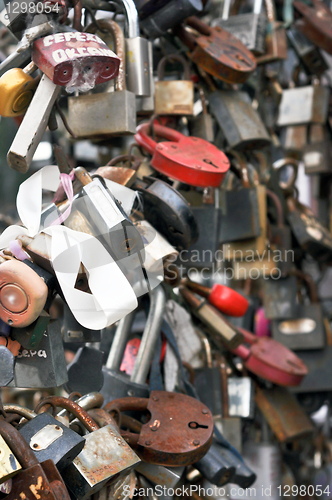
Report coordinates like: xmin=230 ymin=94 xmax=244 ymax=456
xmin=277 ymin=84 xmax=330 ymax=127
xmin=11 ymin=311 xmax=51 ymax=349
xmin=101 ymin=285 xmax=165 ymax=402
xmin=208 ymin=91 xmax=271 ymax=150
xmin=216 ymin=355 xmax=242 ymax=452
xmin=0 ymin=345 xmax=15 ymax=387
xmin=67 ymin=19 xmax=136 ymax=138
xmin=65 ymin=346 xmax=104 ymax=395
xmin=224 ymin=325 xmax=308 ymax=386
xmin=139 ymin=0 xmax=203 ymax=39
xmin=228 ymin=376 xmax=255 ymax=419
xmin=154 ymin=54 xmax=194 ymax=116
xmin=194 ymin=439 xmax=236 ymax=487
xmin=0 ymin=420 xmax=71 ymax=500
xmin=280 ymin=125 xmax=307 ymax=159
xmin=11 ymin=319 xmax=68 ymax=388
xmin=62 ymin=302 xmax=101 ymax=343
xmin=183 ymin=278 xmax=249 ymax=317
xmin=179 ymin=286 xmax=244 ymax=349
xmin=174 ymin=16 xmax=256 ymax=84
xmin=133 ymin=176 xmax=199 ymax=251
xmin=262 ymin=275 xmax=297 ymax=320
xmin=18 ymin=412 xmax=85 ymax=471
xmin=0 ymin=62 xmax=39 ymax=117
xmin=104 ymin=390 xmax=214 ymax=466
xmin=287 ymin=27 xmax=328 ymax=78
xmin=255 ymin=0 xmax=287 ymax=64
xmin=293 ymin=0 xmax=332 ymax=56
xmin=135 ymin=463 xmax=185 ymax=488
xmin=189 ymin=87 xmax=214 ymax=142
xmin=303 ymin=124 xmax=332 ymax=175
xmin=0 ymin=259 xmax=50 ymax=329
xmin=291 ymin=345 xmax=332 ymax=395
xmin=223 ymin=181 xmax=267 ymax=261
xmin=7 ymin=74 xmax=61 ymax=173
xmin=255 ymin=385 xmax=314 ymax=443
xmin=35 ymin=398 xmax=140 ymax=500
xmin=271 ymin=271 xmax=326 ymax=351
xmin=116 ymin=0 xmax=151 ymax=97
xmin=193 ymin=330 xmax=223 ymax=420
xmin=134 ymin=122 xmax=230 ymax=187
xmin=213 ymin=0 xmax=267 ymax=55
xmin=287 ymin=195 xmax=332 ymax=262
xmin=0 ymin=433 xmax=21 ymax=483
xmin=219 ymin=153 xmax=262 ymax=243
xmin=31 ymin=31 xmax=120 ymax=88
xmin=71 ymin=167 xmax=145 ymax=270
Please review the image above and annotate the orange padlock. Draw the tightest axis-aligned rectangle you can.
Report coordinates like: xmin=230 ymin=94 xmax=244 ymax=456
xmin=0 ymin=260 xmax=48 ymax=328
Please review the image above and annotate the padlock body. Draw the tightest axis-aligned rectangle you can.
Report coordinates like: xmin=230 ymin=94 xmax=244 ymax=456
xmin=215 ymin=13 xmax=267 ymax=54
xmin=263 ymin=276 xmax=297 ymax=320
xmin=272 ymin=303 xmax=325 ymax=351
xmin=220 ymin=187 xmax=261 ymax=243
xmin=209 ymin=91 xmax=271 ymax=149
xmin=19 ymin=412 xmax=85 ymax=471
xmin=155 ymin=80 xmax=194 ymax=115
xmin=68 ymin=90 xmax=136 ymax=138
xmin=277 ymin=86 xmax=330 ymax=126
xmin=62 ymin=425 xmax=140 ymax=500
xmin=125 ymin=37 xmax=151 ymax=97
xmin=32 ymin=32 xmax=120 ymax=87
xmin=0 ymin=68 xmax=37 ymax=117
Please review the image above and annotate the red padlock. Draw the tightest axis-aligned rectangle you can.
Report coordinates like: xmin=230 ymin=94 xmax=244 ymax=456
xmin=183 ymin=279 xmax=249 ymax=317
xmin=32 ymin=32 xmax=120 ymax=87
xmin=231 ymin=327 xmax=308 ymax=386
xmin=135 ymin=123 xmax=230 ymax=187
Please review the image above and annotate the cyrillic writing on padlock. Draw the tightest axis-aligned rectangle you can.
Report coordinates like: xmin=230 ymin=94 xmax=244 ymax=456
xmin=32 ymin=32 xmax=120 ymax=87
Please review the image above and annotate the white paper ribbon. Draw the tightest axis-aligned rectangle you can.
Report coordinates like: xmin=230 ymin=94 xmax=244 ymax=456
xmin=0 ymin=165 xmax=176 ymax=329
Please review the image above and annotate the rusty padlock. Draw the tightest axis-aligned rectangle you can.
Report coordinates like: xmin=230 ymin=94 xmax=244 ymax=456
xmin=174 ymin=16 xmax=256 ymax=84
xmin=31 ymin=31 xmax=120 ymax=88
xmin=154 ymin=54 xmax=194 ymax=116
xmin=104 ymin=391 xmax=214 ymax=466
xmin=0 ymin=420 xmax=71 ymax=500
xmin=134 ymin=122 xmax=230 ymax=187
xmin=293 ymin=0 xmax=332 ymax=56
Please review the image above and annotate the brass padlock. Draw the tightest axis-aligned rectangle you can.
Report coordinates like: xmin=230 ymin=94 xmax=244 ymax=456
xmin=68 ymin=19 xmax=136 ymax=139
xmin=154 ymin=54 xmax=194 ymax=116
xmin=0 ymin=62 xmax=39 ymax=117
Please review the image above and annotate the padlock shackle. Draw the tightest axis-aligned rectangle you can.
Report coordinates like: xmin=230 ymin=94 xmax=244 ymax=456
xmin=135 ymin=123 xmax=185 ymax=155
xmin=273 ymin=158 xmax=299 ymax=194
xmin=104 ymin=396 xmax=149 ymax=413
xmin=173 ymin=25 xmax=197 ymax=51
xmin=88 ymin=408 xmax=119 ymax=429
xmin=0 ymin=420 xmax=39 ymax=468
xmin=3 ymin=404 xmax=37 ymax=420
xmin=185 ymin=16 xmax=211 ymax=36
xmin=86 ymin=18 xmax=126 ymax=92
xmin=105 ymin=309 xmax=137 ymax=370
xmin=157 ymin=54 xmax=191 ymax=82
xmin=290 ymin=269 xmax=319 ymax=304
xmin=266 ymin=189 xmax=284 ymax=228
xmin=57 ymin=392 xmax=104 ymax=420
xmin=35 ymin=396 xmax=100 ymax=431
xmin=118 ymin=0 xmax=140 ymax=38
xmin=228 ymin=151 xmax=251 ymax=189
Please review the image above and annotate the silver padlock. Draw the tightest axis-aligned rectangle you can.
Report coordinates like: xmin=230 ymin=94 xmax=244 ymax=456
xmin=67 ymin=19 xmax=136 ymax=138
xmin=101 ymin=284 xmax=166 ymax=402
xmin=213 ymin=0 xmax=267 ymax=55
xmin=7 ymin=73 xmax=61 ymax=173
xmin=116 ymin=0 xmax=151 ymax=97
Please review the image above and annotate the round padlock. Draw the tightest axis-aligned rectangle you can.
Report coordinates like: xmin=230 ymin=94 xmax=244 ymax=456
xmin=0 ymin=260 xmax=48 ymax=328
xmin=0 ymin=68 xmax=38 ymax=118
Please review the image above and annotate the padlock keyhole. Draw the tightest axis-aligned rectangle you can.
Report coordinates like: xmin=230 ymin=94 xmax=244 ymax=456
xmin=188 ymin=421 xmax=209 ymax=429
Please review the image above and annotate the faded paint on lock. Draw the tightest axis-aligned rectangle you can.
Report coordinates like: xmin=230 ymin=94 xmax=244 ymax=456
xmin=154 ymin=81 xmax=194 ymax=115
xmin=0 ymin=434 xmax=21 ymax=481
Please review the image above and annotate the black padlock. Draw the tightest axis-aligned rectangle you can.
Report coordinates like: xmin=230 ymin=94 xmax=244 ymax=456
xmin=65 ymin=347 xmax=104 ymax=395
xmin=19 ymin=412 xmax=85 ymax=471
xmin=271 ymin=271 xmax=326 ymax=351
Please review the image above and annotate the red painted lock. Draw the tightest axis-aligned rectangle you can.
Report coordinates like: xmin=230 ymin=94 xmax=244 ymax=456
xmin=135 ymin=123 xmax=230 ymax=187
xmin=231 ymin=327 xmax=308 ymax=386
xmin=32 ymin=32 xmax=120 ymax=87
xmin=183 ymin=279 xmax=249 ymax=317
